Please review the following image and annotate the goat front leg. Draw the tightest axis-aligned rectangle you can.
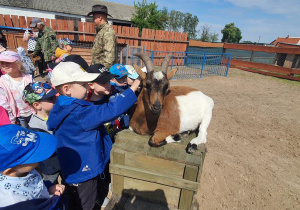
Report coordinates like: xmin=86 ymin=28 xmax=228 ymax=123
xmin=186 ymin=108 xmax=212 ymax=153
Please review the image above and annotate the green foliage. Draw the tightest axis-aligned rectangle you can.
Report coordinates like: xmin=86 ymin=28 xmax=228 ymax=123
xmin=166 ymin=10 xmax=184 ymax=32
xmin=195 ymin=25 xmax=219 ymax=42
xmin=131 ymin=1 xmax=199 ymax=39
xmin=182 ymin=13 xmax=199 ymax=39
xmin=131 ymin=0 xmax=168 ymax=33
xmin=242 ymin=41 xmax=253 ymax=44
xmin=221 ymin=23 xmax=242 ymax=43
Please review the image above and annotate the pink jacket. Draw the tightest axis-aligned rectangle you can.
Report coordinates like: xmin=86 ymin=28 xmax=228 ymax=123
xmin=0 ymin=106 xmax=10 ymax=125
xmin=0 ymin=74 xmax=33 ymax=123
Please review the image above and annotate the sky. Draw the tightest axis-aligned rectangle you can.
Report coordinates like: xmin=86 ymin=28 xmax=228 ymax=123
xmin=103 ymin=0 xmax=300 ymax=43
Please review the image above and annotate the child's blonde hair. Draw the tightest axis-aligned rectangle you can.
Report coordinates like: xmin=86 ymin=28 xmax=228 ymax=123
xmin=16 ymin=60 xmax=26 ymax=74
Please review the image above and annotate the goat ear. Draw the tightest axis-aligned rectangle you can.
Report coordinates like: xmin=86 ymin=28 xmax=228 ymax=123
xmin=167 ymin=68 xmax=177 ymax=79
xmin=133 ymin=64 xmax=146 ymax=80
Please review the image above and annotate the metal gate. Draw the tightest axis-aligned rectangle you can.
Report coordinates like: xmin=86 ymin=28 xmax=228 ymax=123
xmin=122 ymin=46 xmax=231 ymax=79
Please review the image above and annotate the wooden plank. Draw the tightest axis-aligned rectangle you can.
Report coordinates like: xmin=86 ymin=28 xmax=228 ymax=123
xmin=26 ymin=17 xmax=33 ymax=27
xmin=231 ymin=59 xmax=292 ymax=75
xmin=235 ymin=66 xmax=300 ymax=81
xmin=4 ymin=15 xmax=13 ymax=27
xmin=45 ymin=19 xmax=51 ymax=27
xmin=5 ymin=34 xmax=16 ymax=49
xmin=51 ymin=19 xmax=58 ymax=31
xmin=0 ymin=15 xmax=5 ymax=26
xmin=189 ymin=39 xmax=223 ymax=48
xmin=123 ymin=177 xmax=181 ymax=206
xmin=114 ymin=130 xmax=206 ymax=166
xmin=110 ymin=164 xmax=199 ymax=191
xmin=11 ymin=15 xmax=19 ymax=27
xmin=114 ymin=148 xmax=185 ymax=177
xmin=110 ymin=150 xmax=125 ymax=195
xmin=179 ymin=165 xmax=198 ymax=210
xmin=78 ymin=22 xmax=84 ymax=41
xmin=224 ymin=43 xmax=300 ymax=54
xmin=19 ymin=16 xmax=27 ymax=28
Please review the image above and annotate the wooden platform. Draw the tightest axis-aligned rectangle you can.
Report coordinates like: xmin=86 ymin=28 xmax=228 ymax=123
xmin=109 ymin=130 xmax=206 ymax=209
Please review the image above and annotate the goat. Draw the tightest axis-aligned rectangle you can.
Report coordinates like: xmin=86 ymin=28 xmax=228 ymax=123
xmin=130 ymin=53 xmax=214 ymax=153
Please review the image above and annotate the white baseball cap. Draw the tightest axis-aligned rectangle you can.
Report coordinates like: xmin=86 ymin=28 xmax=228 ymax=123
xmin=51 ymin=62 xmax=100 ymax=87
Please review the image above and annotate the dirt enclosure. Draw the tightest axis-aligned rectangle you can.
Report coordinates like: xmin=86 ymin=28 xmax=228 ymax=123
xmin=170 ymin=68 xmax=300 ymax=210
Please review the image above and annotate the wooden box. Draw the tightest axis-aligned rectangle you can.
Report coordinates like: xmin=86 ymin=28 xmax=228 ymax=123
xmin=110 ymin=130 xmax=207 ymax=210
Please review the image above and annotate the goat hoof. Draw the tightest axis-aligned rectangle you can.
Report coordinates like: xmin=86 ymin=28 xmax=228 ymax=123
xmin=149 ymin=138 xmax=167 ymax=147
xmin=186 ymin=143 xmax=197 ymax=154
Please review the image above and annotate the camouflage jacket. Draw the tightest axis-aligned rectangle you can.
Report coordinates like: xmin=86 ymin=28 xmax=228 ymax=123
xmin=91 ymin=23 xmax=117 ymax=68
xmin=33 ymin=26 xmax=59 ymax=62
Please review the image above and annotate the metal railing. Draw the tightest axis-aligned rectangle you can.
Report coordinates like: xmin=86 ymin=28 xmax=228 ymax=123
xmin=124 ymin=47 xmax=231 ymax=79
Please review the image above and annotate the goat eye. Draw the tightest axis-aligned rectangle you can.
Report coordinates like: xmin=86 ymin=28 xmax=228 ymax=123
xmin=146 ymin=82 xmax=151 ymax=89
xmin=163 ymin=84 xmax=168 ymax=93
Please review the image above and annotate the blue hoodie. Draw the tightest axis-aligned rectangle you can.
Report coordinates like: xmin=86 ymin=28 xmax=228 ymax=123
xmin=47 ymin=89 xmax=137 ymax=184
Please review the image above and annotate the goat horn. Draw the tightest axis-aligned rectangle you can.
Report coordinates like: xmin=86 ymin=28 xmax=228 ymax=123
xmin=161 ymin=54 xmax=173 ymax=73
xmin=134 ymin=53 xmax=154 ymax=73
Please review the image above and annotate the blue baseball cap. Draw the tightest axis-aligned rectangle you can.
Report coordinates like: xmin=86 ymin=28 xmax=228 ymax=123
xmin=0 ymin=124 xmax=57 ymax=171
xmin=109 ymin=64 xmax=128 ymax=79
xmin=60 ymin=38 xmax=74 ymax=46
xmin=125 ymin=65 xmax=139 ymax=79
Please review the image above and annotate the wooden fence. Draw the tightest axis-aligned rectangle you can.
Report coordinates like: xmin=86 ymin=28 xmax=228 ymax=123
xmin=0 ymin=14 xmax=188 ymax=65
xmin=1 ymin=14 xmax=300 ymax=81
xmin=223 ymin=43 xmax=300 ymax=81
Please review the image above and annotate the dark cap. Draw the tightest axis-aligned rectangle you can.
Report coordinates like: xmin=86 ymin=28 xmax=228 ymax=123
xmin=48 ymin=55 xmax=89 ymax=70
xmin=31 ymin=17 xmax=44 ymax=25
xmin=86 ymin=64 xmax=116 ymax=84
xmin=87 ymin=5 xmax=112 ymax=17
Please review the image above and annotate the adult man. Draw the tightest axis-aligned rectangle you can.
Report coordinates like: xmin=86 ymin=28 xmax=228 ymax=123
xmin=88 ymin=5 xmax=117 ymax=68
xmin=33 ymin=18 xmax=58 ymax=77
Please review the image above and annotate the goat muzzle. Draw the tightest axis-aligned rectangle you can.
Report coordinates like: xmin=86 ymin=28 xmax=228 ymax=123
xmin=151 ymin=102 xmax=162 ymax=114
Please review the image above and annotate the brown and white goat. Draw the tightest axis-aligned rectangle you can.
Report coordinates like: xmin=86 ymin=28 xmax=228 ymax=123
xmin=130 ymin=53 xmax=214 ymax=153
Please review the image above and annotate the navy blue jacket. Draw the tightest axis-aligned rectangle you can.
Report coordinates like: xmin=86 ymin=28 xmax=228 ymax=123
xmin=47 ymin=89 xmax=137 ymax=184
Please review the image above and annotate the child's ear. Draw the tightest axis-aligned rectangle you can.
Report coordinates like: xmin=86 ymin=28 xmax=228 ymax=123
xmin=2 ymin=168 xmax=16 ymax=176
xmin=32 ymin=101 xmax=41 ymax=110
xmin=62 ymin=84 xmax=71 ymax=95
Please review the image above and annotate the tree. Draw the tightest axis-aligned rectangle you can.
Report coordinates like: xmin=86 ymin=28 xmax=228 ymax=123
xmin=182 ymin=13 xmax=199 ymax=39
xmin=221 ymin=23 xmax=242 ymax=43
xmin=166 ymin=10 xmax=184 ymax=32
xmin=131 ymin=0 xmax=168 ymax=33
xmin=199 ymin=25 xmax=211 ymax=42
xmin=196 ymin=25 xmax=219 ymax=42
xmin=210 ymin=32 xmax=219 ymax=42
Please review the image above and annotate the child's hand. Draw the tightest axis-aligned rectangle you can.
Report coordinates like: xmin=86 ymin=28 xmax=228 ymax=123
xmin=49 ymin=184 xmax=65 ymax=196
xmin=130 ymin=77 xmax=141 ymax=92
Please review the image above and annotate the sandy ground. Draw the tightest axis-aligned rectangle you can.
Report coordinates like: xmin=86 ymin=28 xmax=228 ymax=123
xmin=170 ymin=68 xmax=300 ymax=210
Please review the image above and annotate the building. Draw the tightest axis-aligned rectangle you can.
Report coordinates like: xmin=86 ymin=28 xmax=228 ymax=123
xmin=271 ymin=35 xmax=300 ymax=46
xmin=0 ymin=0 xmax=136 ymax=26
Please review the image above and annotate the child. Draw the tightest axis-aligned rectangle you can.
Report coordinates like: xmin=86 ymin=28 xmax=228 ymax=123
xmin=55 ymin=38 xmax=74 ymax=63
xmin=0 ymin=105 xmax=10 ymax=125
xmin=125 ymin=65 xmax=139 ymax=86
xmin=0 ymin=124 xmax=65 ymax=208
xmin=0 ymin=51 xmax=34 ymax=127
xmin=47 ymin=54 xmax=89 ymax=86
xmin=109 ymin=63 xmax=129 ymax=95
xmin=23 ymin=82 xmax=61 ymax=184
xmin=17 ymin=47 xmax=36 ymax=79
xmin=86 ymin=64 xmax=115 ymax=104
xmin=47 ymin=61 xmax=140 ymax=210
